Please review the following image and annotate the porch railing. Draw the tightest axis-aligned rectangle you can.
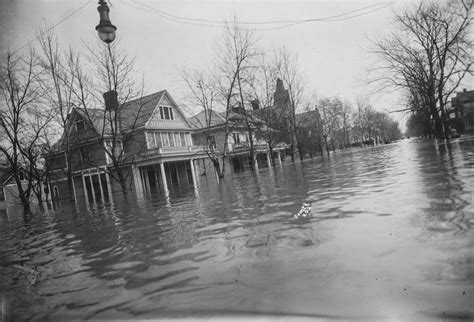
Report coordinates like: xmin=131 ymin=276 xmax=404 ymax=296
xmin=143 ymin=145 xmax=208 ymax=156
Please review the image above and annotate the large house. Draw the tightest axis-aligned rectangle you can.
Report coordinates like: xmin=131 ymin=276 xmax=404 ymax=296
xmin=187 ymin=106 xmax=287 ymax=174
xmin=45 ymin=90 xmax=207 ymax=202
xmin=448 ymin=89 xmax=474 ymax=133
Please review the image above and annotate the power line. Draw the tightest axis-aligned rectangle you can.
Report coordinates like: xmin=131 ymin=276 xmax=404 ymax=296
xmin=13 ymin=0 xmax=92 ymax=54
xmin=121 ymin=1 xmax=392 ymax=30
xmin=133 ymin=1 xmax=391 ymax=25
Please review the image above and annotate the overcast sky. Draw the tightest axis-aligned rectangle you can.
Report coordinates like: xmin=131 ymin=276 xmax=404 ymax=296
xmin=1 ymin=0 xmax=455 ymax=129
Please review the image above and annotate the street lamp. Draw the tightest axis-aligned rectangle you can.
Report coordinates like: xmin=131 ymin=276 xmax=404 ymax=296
xmin=95 ymin=0 xmax=117 ymax=44
xmin=95 ymin=0 xmax=118 ymax=110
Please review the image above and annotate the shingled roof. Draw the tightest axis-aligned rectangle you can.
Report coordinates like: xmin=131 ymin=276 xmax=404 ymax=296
xmin=187 ymin=110 xmax=227 ymax=129
xmin=73 ymin=90 xmax=178 ymax=135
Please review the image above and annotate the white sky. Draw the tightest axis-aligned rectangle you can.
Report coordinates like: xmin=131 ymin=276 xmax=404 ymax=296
xmin=2 ymin=0 xmax=467 ymax=131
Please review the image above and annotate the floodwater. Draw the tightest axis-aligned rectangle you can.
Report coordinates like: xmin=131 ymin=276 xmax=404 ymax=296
xmin=1 ymin=137 xmax=473 ymax=321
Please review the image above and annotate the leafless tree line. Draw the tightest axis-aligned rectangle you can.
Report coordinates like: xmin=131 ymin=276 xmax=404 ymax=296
xmin=0 ymin=27 xmax=145 ymax=212
xmin=370 ymin=1 xmax=473 ymax=138
xmin=182 ymin=19 xmax=402 ymax=177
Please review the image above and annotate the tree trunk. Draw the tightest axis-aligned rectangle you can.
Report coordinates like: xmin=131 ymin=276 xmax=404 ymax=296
xmin=14 ymin=175 xmax=30 ymax=214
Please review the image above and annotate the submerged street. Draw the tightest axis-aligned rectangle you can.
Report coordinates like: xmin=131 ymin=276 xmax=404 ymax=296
xmin=1 ymin=137 xmax=474 ymax=320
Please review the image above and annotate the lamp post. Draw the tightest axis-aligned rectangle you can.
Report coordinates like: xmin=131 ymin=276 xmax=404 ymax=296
xmin=95 ymin=0 xmax=118 ymax=110
xmin=95 ymin=0 xmax=117 ymax=44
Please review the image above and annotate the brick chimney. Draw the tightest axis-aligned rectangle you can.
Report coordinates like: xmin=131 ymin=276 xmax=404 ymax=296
xmin=251 ymin=99 xmax=260 ymax=110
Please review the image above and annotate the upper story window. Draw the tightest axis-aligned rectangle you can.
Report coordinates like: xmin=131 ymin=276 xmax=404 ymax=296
xmin=104 ymin=140 xmax=123 ymax=163
xmin=80 ymin=147 xmax=91 ymax=163
xmin=207 ymin=135 xmax=216 ymax=149
xmin=233 ymin=133 xmax=241 ymax=144
xmin=159 ymin=106 xmax=174 ymax=120
xmin=75 ymin=120 xmax=85 ymax=131
xmin=146 ymin=131 xmax=193 ymax=149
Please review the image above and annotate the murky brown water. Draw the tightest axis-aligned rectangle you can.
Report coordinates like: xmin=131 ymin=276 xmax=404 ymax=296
xmin=1 ymin=137 xmax=473 ymax=320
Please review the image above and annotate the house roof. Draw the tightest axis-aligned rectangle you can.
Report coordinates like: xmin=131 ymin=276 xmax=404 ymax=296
xmin=72 ymin=89 xmax=200 ymax=137
xmin=0 ymin=166 xmax=12 ymax=186
xmin=457 ymin=90 xmax=474 ymax=104
xmin=74 ymin=91 xmax=167 ymax=134
xmin=295 ymin=109 xmax=321 ymax=126
xmin=187 ymin=110 xmax=227 ymax=129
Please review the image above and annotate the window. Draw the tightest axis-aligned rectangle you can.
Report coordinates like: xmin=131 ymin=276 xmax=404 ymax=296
xmin=80 ymin=147 xmax=91 ymax=163
xmin=208 ymin=135 xmax=216 ymax=149
xmin=154 ymin=132 xmax=162 ymax=148
xmin=185 ymin=132 xmax=192 ymax=146
xmin=233 ymin=133 xmax=241 ymax=144
xmin=180 ymin=132 xmax=186 ymax=146
xmin=105 ymin=140 xmax=123 ymax=163
xmin=162 ymin=132 xmax=170 ymax=147
xmin=168 ymin=132 xmax=175 ymax=147
xmin=76 ymin=120 xmax=85 ymax=131
xmin=53 ymin=186 xmax=60 ymax=199
xmin=174 ymin=132 xmax=181 ymax=147
xmin=159 ymin=106 xmax=174 ymax=120
xmin=146 ymin=132 xmax=155 ymax=149
xmin=0 ymin=188 xmax=5 ymax=202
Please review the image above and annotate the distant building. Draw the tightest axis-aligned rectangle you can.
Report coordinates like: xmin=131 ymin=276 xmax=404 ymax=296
xmin=448 ymin=89 xmax=474 ymax=132
xmin=44 ymin=90 xmax=207 ymax=202
xmin=0 ymin=166 xmax=32 ymax=207
xmin=187 ymin=107 xmax=288 ymax=174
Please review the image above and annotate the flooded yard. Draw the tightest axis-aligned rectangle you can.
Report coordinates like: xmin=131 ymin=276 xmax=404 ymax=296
xmin=1 ymin=137 xmax=473 ymax=320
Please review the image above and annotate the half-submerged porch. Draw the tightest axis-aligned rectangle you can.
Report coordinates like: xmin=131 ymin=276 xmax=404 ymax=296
xmin=132 ymin=146 xmax=207 ymax=196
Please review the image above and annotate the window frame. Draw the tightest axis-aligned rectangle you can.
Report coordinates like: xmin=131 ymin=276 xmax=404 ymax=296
xmin=80 ymin=147 xmax=91 ymax=163
xmin=159 ymin=106 xmax=174 ymax=120
xmin=75 ymin=120 xmax=85 ymax=132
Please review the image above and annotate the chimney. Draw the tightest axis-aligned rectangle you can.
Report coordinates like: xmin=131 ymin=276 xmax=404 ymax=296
xmin=463 ymin=88 xmax=467 ymax=92
xmin=103 ymin=90 xmax=118 ymax=110
xmin=251 ymin=99 xmax=260 ymax=110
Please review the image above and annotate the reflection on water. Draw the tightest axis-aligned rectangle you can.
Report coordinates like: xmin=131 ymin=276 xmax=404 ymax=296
xmin=1 ymin=137 xmax=473 ymax=320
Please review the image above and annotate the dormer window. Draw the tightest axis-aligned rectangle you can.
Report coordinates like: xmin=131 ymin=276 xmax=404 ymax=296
xmin=76 ymin=120 xmax=85 ymax=131
xmin=159 ymin=106 xmax=174 ymax=120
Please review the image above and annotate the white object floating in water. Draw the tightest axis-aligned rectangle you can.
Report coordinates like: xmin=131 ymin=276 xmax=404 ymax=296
xmin=294 ymin=203 xmax=312 ymax=219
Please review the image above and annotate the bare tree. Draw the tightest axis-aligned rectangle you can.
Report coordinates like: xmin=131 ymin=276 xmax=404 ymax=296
xmin=64 ymin=41 xmax=146 ymax=194
xmin=248 ymin=54 xmax=287 ymax=166
xmin=216 ymin=19 xmax=259 ymax=172
xmin=182 ymin=69 xmax=225 ymax=176
xmin=370 ymin=1 xmax=473 ymax=138
xmin=183 ymin=18 xmax=259 ymax=177
xmin=275 ymin=47 xmax=306 ymax=161
xmin=0 ymin=50 xmax=53 ymax=213
xmin=317 ymin=97 xmax=342 ymax=155
xmin=37 ymin=27 xmax=78 ymax=202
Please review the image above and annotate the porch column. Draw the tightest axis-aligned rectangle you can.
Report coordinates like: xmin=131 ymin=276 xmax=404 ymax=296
xmin=253 ymin=155 xmax=259 ymax=171
xmin=143 ymin=167 xmax=151 ymax=194
xmin=97 ymin=173 xmax=104 ymax=201
xmin=160 ymin=162 xmax=169 ymax=195
xmin=131 ymin=164 xmax=144 ymax=196
xmin=71 ymin=177 xmax=77 ymax=203
xmin=266 ymin=151 xmax=272 ymax=168
xmin=88 ymin=176 xmax=96 ymax=203
xmin=192 ymin=159 xmax=199 ymax=181
xmin=105 ymin=171 xmax=113 ymax=201
xmin=190 ymin=159 xmax=197 ymax=186
xmin=81 ymin=173 xmax=88 ymax=204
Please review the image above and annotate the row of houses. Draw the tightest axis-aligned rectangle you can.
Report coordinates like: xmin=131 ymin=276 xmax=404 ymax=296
xmin=12 ymin=84 xmax=291 ymax=205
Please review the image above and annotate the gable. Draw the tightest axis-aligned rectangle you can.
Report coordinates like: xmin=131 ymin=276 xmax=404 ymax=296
xmin=160 ymin=95 xmax=173 ymax=107
xmin=145 ymin=92 xmax=192 ymax=130
xmin=58 ymin=109 xmax=101 ymax=148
